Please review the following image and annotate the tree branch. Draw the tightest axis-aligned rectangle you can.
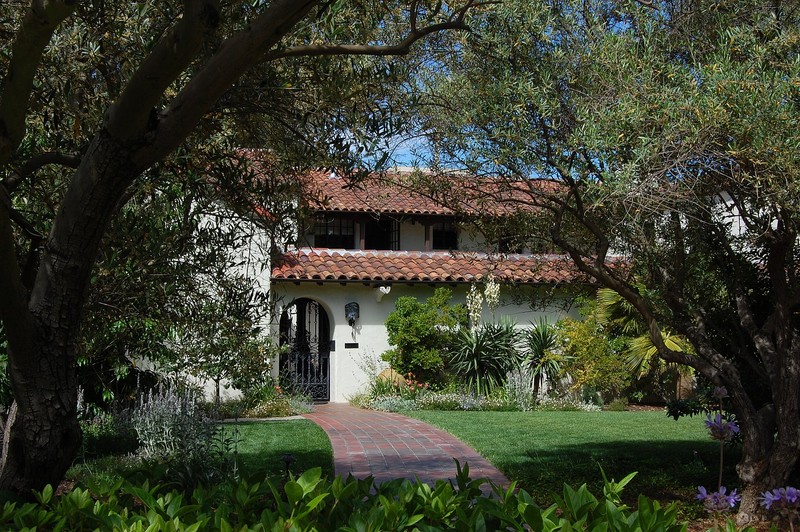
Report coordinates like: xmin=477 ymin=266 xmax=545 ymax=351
xmin=3 ymin=152 xmax=81 ymax=194
xmin=266 ymin=20 xmax=469 ymax=60
xmin=106 ymin=0 xmax=222 ymax=141
xmin=266 ymin=0 xmax=485 ymax=60
xmin=0 ymin=0 xmax=77 ymax=165
xmin=132 ymin=0 xmax=321 ymax=168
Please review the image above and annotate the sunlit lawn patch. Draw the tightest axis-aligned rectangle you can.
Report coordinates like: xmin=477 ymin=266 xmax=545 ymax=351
xmin=228 ymin=420 xmax=333 ymax=479
xmin=67 ymin=419 xmax=333 ymax=485
xmin=406 ymin=410 xmax=739 ymax=514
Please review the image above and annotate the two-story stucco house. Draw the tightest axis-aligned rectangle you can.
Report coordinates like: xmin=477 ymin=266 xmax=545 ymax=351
xmin=266 ymin=169 xmax=591 ymax=402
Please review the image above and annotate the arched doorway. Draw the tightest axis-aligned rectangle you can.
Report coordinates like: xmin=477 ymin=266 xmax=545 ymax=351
xmin=279 ymin=298 xmax=331 ymax=401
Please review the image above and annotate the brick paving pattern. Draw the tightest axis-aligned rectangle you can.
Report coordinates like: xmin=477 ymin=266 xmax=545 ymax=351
xmin=303 ymin=403 xmax=509 ymax=488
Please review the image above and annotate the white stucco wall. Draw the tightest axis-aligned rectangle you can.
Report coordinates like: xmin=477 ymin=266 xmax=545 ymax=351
xmin=270 ymin=281 xmax=583 ymax=402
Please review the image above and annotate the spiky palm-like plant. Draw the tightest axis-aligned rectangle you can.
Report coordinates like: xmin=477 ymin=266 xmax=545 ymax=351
xmin=525 ymin=319 xmax=561 ymax=400
xmin=449 ymin=318 xmax=522 ymax=396
xmin=594 ymin=288 xmax=693 ymax=379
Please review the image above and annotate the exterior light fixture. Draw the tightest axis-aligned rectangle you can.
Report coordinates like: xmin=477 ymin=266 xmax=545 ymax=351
xmin=345 ymin=302 xmax=359 ymax=326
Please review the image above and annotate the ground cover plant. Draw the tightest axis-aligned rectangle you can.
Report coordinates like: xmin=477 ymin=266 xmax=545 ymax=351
xmin=1 ymin=463 xmax=696 ymax=531
xmin=406 ymin=410 xmax=740 ymax=516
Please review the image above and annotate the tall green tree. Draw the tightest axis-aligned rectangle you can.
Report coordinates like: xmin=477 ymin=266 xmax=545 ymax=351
xmin=0 ymin=0 xmax=478 ymax=494
xmin=409 ymin=0 xmax=800 ymax=521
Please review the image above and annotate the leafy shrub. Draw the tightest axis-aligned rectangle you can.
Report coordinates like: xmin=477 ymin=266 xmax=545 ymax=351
xmin=554 ymin=317 xmax=631 ymax=403
xmin=79 ymin=412 xmax=138 ymax=459
xmin=524 ymin=319 xmax=563 ymax=400
xmin=607 ymin=397 xmax=629 ymax=411
xmin=129 ymin=384 xmax=216 ymax=462
xmin=1 ymin=465 xmax=695 ymax=531
xmin=382 ymin=287 xmax=468 ymax=383
xmin=371 ymin=396 xmax=418 ymax=412
xmin=447 ymin=318 xmax=522 ymax=395
xmin=504 ymin=367 xmax=537 ymax=411
xmin=204 ymin=398 xmax=248 ymax=419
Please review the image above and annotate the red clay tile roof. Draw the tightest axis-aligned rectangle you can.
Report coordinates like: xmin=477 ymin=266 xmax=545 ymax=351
xmin=301 ymin=170 xmax=454 ymax=216
xmin=296 ymin=170 xmax=555 ymax=217
xmin=271 ymin=248 xmax=592 ymax=285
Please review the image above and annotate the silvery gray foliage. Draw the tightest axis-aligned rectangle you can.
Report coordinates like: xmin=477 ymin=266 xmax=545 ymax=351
xmin=371 ymin=396 xmax=418 ymax=412
xmin=130 ymin=385 xmax=216 ymax=461
xmin=505 ymin=367 xmax=537 ymax=412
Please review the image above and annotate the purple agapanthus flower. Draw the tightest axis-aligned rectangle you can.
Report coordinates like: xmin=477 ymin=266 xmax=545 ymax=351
xmin=761 ymin=486 xmax=800 ymax=511
xmin=705 ymin=413 xmax=740 ymax=441
xmin=761 ymin=489 xmax=783 ymax=510
xmin=697 ymin=486 xmax=741 ymax=513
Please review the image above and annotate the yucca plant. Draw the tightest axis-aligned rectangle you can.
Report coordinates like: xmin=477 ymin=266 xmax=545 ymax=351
xmin=448 ymin=318 xmax=522 ymax=396
xmin=525 ymin=319 xmax=561 ymax=401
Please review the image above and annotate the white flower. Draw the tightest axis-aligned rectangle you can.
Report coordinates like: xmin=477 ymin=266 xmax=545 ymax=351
xmin=484 ymin=273 xmax=500 ymax=313
xmin=466 ymin=283 xmax=483 ymax=328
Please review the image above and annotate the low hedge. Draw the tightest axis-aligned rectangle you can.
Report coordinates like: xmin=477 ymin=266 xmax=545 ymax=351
xmin=1 ymin=463 xmax=696 ymax=531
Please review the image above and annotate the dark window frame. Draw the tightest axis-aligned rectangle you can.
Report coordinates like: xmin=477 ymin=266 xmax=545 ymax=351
xmin=432 ymin=221 xmax=458 ymax=250
xmin=313 ymin=215 xmax=355 ymax=249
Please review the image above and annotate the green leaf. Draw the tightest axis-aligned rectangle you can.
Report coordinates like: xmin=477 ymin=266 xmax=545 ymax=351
xmin=284 ymin=481 xmax=303 ymax=505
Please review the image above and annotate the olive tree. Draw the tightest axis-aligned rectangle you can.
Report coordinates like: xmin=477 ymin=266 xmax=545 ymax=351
xmin=408 ymin=0 xmax=800 ymax=521
xmin=0 ymin=0 xmax=478 ymax=494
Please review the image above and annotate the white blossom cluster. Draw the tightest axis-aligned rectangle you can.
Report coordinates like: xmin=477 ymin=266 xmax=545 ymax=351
xmin=466 ymin=283 xmax=484 ymax=328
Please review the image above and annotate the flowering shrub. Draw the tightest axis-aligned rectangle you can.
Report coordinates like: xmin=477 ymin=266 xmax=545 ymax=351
xmin=403 ymin=372 xmax=430 ymax=397
xmin=414 ymin=391 xmax=513 ymax=411
xmin=130 ymin=385 xmax=216 ymax=462
xmin=369 ymin=372 xmax=429 ymax=401
xmin=244 ymin=387 xmax=313 ymax=418
xmin=466 ymin=283 xmax=484 ymax=327
xmin=504 ymin=367 xmax=537 ymax=411
xmin=483 ymin=273 xmax=500 ymax=317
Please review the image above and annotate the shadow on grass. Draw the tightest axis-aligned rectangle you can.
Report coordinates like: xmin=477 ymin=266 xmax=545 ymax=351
xmin=504 ymin=439 xmax=740 ymax=505
xmin=225 ymin=421 xmax=334 ymax=481
xmin=235 ymin=447 xmax=334 ymax=480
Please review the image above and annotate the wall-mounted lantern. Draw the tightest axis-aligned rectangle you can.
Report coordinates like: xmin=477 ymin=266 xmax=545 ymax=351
xmin=345 ymin=302 xmax=360 ymax=326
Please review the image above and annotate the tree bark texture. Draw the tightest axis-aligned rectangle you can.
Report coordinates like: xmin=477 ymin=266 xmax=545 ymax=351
xmin=0 ymin=131 xmax=142 ymax=492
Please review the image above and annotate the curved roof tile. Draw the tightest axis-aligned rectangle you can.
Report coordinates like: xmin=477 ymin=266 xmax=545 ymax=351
xmin=271 ymin=248 xmax=598 ymax=285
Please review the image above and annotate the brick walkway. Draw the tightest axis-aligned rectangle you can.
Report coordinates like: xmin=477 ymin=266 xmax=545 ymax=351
xmin=303 ymin=403 xmax=509 ymax=489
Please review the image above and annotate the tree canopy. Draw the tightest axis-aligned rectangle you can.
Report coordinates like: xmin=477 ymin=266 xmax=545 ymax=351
xmin=406 ymin=0 xmax=800 ymax=521
xmin=0 ymin=0 xmax=479 ymax=493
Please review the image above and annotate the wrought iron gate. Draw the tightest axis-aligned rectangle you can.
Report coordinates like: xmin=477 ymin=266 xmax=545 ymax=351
xmin=279 ymin=299 xmax=331 ymax=401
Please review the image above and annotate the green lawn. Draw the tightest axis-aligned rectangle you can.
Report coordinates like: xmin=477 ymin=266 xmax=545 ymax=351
xmin=228 ymin=420 xmax=333 ymax=479
xmin=67 ymin=419 xmax=333 ymax=486
xmin=406 ymin=410 xmax=738 ymax=509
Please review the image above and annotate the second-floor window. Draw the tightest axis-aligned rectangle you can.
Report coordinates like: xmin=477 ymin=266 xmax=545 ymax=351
xmin=313 ymin=216 xmax=355 ymax=249
xmin=364 ymin=218 xmax=399 ymax=250
xmin=432 ymin=221 xmax=458 ymax=250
